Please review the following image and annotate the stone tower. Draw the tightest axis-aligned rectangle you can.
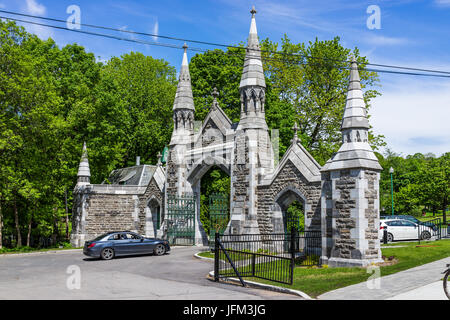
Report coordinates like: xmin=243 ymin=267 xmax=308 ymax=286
xmin=71 ymin=142 xmax=91 ymax=247
xmin=166 ymin=43 xmax=196 ymax=197
xmin=228 ymin=6 xmax=275 ymax=235
xmin=320 ymin=56 xmax=383 ymax=267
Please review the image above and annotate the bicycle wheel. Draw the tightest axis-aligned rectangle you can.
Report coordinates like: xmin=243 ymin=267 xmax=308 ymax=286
xmin=444 ymin=270 xmax=450 ymax=300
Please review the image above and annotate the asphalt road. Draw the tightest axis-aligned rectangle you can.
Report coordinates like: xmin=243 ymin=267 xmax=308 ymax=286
xmin=0 ymin=247 xmax=301 ymax=300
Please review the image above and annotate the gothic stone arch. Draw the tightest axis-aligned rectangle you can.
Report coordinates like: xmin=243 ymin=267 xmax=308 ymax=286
xmin=257 ymin=159 xmax=321 ymax=234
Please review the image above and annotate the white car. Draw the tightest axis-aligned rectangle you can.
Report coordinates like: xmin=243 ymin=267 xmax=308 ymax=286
xmin=379 ymin=219 xmax=434 ymax=242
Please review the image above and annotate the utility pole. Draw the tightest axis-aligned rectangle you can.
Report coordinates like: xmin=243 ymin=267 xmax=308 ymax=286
xmin=390 ymin=167 xmax=395 ymax=216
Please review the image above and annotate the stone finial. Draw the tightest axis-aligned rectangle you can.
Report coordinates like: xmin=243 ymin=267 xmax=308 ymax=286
xmin=250 ymin=5 xmax=257 ymax=16
xmin=291 ymin=122 xmax=300 ymax=144
xmin=77 ymin=141 xmax=90 ymax=186
xmin=157 ymin=151 xmax=162 ymax=166
xmin=211 ymin=87 xmax=219 ymax=110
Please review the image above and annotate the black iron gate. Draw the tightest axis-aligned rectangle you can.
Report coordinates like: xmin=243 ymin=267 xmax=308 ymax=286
xmin=209 ymin=193 xmax=229 ymax=249
xmin=165 ymin=194 xmax=196 ymax=246
xmin=418 ymin=217 xmax=449 ymax=243
xmin=214 ymin=229 xmax=321 ymax=286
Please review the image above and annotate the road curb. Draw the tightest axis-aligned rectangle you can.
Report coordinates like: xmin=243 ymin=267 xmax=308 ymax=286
xmin=206 ymin=270 xmax=314 ymax=300
xmin=0 ymin=248 xmax=83 ymax=257
xmin=193 ymin=252 xmax=214 ymax=261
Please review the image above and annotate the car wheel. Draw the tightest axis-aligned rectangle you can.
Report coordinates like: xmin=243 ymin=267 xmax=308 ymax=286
xmin=154 ymin=244 xmax=166 ymax=256
xmin=101 ymin=247 xmax=115 ymax=260
xmin=421 ymin=231 xmax=431 ymax=240
xmin=387 ymin=233 xmax=394 ymax=243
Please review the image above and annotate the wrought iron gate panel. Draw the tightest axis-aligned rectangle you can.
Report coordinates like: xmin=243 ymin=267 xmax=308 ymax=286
xmin=166 ymin=194 xmax=196 ymax=246
xmin=209 ymin=193 xmax=229 ymax=248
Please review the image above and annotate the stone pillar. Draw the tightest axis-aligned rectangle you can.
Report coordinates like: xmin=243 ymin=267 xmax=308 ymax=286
xmin=321 ymin=169 xmax=382 ymax=267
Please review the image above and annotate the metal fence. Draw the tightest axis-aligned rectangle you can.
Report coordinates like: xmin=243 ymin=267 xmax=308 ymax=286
xmin=214 ymin=229 xmax=321 ymax=286
xmin=418 ymin=218 xmax=449 ymax=244
xmin=165 ymin=194 xmax=196 ymax=246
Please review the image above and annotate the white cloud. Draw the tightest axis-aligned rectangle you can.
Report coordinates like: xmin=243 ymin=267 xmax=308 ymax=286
xmin=25 ymin=0 xmax=46 ymax=15
xmin=370 ymin=77 xmax=450 ymax=156
xmin=435 ymin=0 xmax=450 ymax=7
xmin=152 ymin=20 xmax=159 ymax=42
xmin=20 ymin=0 xmax=54 ymax=40
xmin=364 ymin=35 xmax=411 ymax=46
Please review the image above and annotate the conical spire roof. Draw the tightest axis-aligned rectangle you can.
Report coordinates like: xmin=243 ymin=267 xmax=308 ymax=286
xmin=77 ymin=142 xmax=91 ymax=184
xmin=239 ymin=6 xmax=266 ymax=89
xmin=321 ymin=56 xmax=381 ymax=172
xmin=341 ymin=56 xmax=370 ymax=130
xmin=173 ymin=43 xmax=195 ymax=111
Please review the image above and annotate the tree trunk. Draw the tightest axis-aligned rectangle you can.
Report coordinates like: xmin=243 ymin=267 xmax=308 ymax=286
xmin=0 ymin=198 xmax=3 ymax=250
xmin=65 ymin=188 xmax=69 ymax=241
xmin=13 ymin=196 xmax=22 ymax=248
xmin=26 ymin=208 xmax=34 ymax=247
xmin=52 ymin=208 xmax=58 ymax=246
xmin=443 ymin=196 xmax=447 ymax=225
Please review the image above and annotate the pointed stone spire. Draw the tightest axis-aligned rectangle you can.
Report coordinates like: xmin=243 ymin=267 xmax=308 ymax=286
xmin=239 ymin=6 xmax=266 ymax=89
xmin=341 ymin=55 xmax=370 ymax=131
xmin=77 ymin=142 xmax=90 ymax=186
xmin=238 ymin=6 xmax=268 ymax=129
xmin=171 ymin=43 xmax=195 ymax=138
xmin=321 ymin=56 xmax=382 ymax=171
xmin=173 ymin=43 xmax=195 ymax=112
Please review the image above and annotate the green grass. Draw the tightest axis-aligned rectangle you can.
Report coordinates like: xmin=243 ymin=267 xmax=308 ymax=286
xmin=208 ymin=239 xmax=450 ymax=298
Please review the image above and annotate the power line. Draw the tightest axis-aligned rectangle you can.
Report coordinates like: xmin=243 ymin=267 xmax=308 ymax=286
xmin=2 ymin=14 xmax=450 ymax=79
xmin=2 ymin=9 xmax=450 ymax=76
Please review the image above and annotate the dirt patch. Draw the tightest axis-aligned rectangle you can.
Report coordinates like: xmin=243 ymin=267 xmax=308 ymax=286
xmin=374 ymin=258 xmax=398 ymax=267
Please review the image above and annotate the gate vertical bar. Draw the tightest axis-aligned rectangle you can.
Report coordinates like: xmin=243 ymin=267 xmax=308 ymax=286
xmin=290 ymin=227 xmax=295 ymax=285
xmin=214 ymin=232 xmax=219 ymax=282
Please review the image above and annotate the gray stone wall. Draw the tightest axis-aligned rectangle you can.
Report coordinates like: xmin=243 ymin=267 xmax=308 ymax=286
xmin=84 ymin=193 xmax=139 ymax=240
xmin=322 ymin=169 xmax=383 ymax=267
xmin=257 ymin=159 xmax=321 ymax=234
xmin=330 ymin=169 xmax=358 ymax=260
xmin=229 ymin=132 xmax=250 ymax=235
xmin=364 ymin=170 xmax=381 ymax=260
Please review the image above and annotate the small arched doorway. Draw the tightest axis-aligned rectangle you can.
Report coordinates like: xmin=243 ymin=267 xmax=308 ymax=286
xmin=146 ymin=198 xmax=161 ymax=238
xmin=273 ymin=187 xmax=306 ymax=234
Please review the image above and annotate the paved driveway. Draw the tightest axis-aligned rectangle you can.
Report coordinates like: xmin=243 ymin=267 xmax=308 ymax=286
xmin=0 ymin=247 xmax=300 ymax=300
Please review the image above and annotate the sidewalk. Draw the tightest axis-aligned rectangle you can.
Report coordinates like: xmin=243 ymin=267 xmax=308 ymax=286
xmin=318 ymin=256 xmax=450 ymax=300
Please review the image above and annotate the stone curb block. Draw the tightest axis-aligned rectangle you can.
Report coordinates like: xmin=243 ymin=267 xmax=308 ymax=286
xmin=206 ymin=270 xmax=314 ymax=300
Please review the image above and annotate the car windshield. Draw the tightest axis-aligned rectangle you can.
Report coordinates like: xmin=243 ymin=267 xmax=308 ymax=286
xmin=403 ymin=216 xmax=419 ymax=223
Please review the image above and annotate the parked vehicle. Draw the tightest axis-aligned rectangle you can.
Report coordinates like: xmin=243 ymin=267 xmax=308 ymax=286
xmin=83 ymin=231 xmax=170 ymax=260
xmin=380 ymin=215 xmax=438 ymax=231
xmin=379 ymin=219 xmax=434 ymax=242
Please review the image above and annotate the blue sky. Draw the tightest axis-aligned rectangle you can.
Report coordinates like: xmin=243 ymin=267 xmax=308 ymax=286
xmin=1 ymin=0 xmax=449 ymax=157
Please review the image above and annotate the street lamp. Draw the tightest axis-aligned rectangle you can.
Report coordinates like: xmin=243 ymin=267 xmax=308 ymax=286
xmin=389 ymin=167 xmax=394 ymax=216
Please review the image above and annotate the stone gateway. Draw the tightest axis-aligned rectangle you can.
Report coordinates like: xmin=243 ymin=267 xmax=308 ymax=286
xmin=71 ymin=7 xmax=383 ymax=267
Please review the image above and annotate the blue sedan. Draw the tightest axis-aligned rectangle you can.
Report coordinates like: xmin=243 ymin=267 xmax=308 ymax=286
xmin=83 ymin=231 xmax=170 ymax=260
